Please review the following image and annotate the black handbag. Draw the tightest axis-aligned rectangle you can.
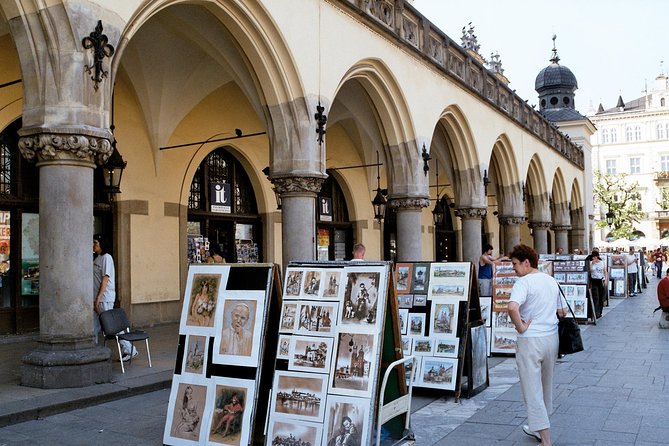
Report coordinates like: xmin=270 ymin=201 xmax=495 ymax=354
xmin=557 ymin=286 xmax=584 ymax=355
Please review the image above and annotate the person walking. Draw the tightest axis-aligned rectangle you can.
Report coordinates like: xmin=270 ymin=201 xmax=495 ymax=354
xmin=589 ymin=251 xmax=607 ymax=318
xmin=626 ymin=247 xmax=639 ymax=296
xmin=653 ymin=248 xmax=666 ymax=279
xmin=507 ymin=244 xmax=566 ymax=446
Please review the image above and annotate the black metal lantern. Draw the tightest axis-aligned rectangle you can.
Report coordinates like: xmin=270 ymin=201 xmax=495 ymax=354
xmin=605 ymin=207 xmax=614 ymax=226
xmin=102 ymin=146 xmax=126 ymax=194
xmin=372 ymin=151 xmax=386 ymax=221
xmin=432 ymin=197 xmax=445 ymax=225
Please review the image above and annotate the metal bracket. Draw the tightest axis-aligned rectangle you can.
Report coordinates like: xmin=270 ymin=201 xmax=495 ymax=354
xmin=82 ymin=20 xmax=115 ymax=91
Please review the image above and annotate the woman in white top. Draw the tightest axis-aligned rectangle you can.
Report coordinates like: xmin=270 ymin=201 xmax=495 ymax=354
xmin=589 ymin=251 xmax=607 ymax=318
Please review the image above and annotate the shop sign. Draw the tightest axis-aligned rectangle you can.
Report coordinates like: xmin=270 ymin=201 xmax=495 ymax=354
xmin=210 ymin=182 xmax=231 ymax=213
xmin=319 ymin=197 xmax=332 ymax=221
xmin=318 ymin=228 xmax=330 ymax=246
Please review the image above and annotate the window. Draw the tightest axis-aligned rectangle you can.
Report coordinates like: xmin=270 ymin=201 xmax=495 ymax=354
xmin=662 ymin=98 xmax=666 ymax=107
xmin=629 ymin=157 xmax=640 ymax=174
xmin=611 ymin=128 xmax=617 ymax=143
xmin=666 ymin=123 xmax=669 ymax=138
xmin=662 ymin=155 xmax=669 ymax=172
xmin=606 ymin=159 xmax=617 ymax=174
xmin=635 ymin=126 xmax=642 ymax=141
xmin=626 ymin=127 xmax=633 ymax=142
xmin=601 ymin=129 xmax=609 ymax=144
xmin=658 ymin=124 xmax=665 ymax=140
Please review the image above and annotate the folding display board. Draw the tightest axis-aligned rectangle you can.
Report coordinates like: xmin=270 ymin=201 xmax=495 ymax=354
xmin=164 ymin=263 xmax=278 ymax=446
xmin=552 ymin=258 xmax=595 ymax=324
xmin=608 ymin=254 xmax=628 ymax=298
xmin=490 ymin=261 xmax=518 ymax=355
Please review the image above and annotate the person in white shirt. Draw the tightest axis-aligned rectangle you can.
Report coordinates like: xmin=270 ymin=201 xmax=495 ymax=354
xmin=351 ymin=244 xmax=365 ymax=260
xmin=626 ymin=247 xmax=638 ymax=296
xmin=508 ymin=244 xmax=566 ymax=446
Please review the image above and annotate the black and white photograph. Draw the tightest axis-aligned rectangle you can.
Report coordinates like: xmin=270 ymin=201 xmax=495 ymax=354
xmin=329 ymin=332 xmax=377 ymax=397
xmin=295 ymin=301 xmax=338 ymax=335
xmin=287 ymin=335 xmax=334 ymax=374
xmin=339 ymin=271 xmax=382 ymax=330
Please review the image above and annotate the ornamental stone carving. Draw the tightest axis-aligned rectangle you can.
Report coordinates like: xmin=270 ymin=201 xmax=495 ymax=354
xmin=387 ymin=197 xmax=430 ymax=210
xmin=528 ymin=221 xmax=552 ymax=230
xmin=19 ymin=133 xmax=113 ymax=165
xmin=454 ymin=208 xmax=487 ymax=219
xmin=498 ymin=216 xmax=526 ymax=226
xmin=272 ymin=176 xmax=325 ymax=195
xmin=551 ymin=224 xmax=572 ymax=232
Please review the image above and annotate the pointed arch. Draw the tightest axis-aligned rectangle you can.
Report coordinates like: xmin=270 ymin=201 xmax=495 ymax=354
xmin=526 ymin=155 xmax=550 ymax=221
xmin=490 ymin=134 xmax=522 ymax=216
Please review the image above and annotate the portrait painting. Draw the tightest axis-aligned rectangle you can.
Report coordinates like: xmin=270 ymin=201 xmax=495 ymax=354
xmin=479 ymin=297 xmax=492 ymax=327
xmin=413 ymin=295 xmax=427 ymax=306
xmin=323 ymin=269 xmax=343 ymax=299
xmin=434 ymin=337 xmax=459 ymax=358
xmin=270 ymin=370 xmax=327 ymax=422
xmin=287 ymin=335 xmax=334 ymax=374
xmin=183 ymin=335 xmax=207 ymax=375
xmin=164 ymin=378 xmax=208 ymax=445
xmin=419 ymin=358 xmax=457 ymax=391
xmin=302 ymin=270 xmax=322 ymax=298
xmin=395 ymin=263 xmax=413 ymax=294
xmin=295 ymin=301 xmax=338 ymax=335
xmin=277 ymin=334 xmax=290 ymax=360
xmin=469 ymin=325 xmax=488 ymax=390
xmin=398 ymin=294 xmax=414 ymax=308
xmin=284 ymin=269 xmax=304 ymax=298
xmin=398 ymin=308 xmax=409 ymax=335
xmin=431 ymin=299 xmax=459 ymax=336
xmin=279 ymin=302 xmax=297 ymax=333
xmin=339 ymin=271 xmax=383 ymax=330
xmin=181 ymin=265 xmax=229 ymax=335
xmin=212 ymin=291 xmax=265 ymax=368
xmin=329 ymin=332 xmax=377 ymax=397
xmin=411 ymin=263 xmax=430 ymax=293
xmin=267 ymin=418 xmax=323 ymax=446
xmin=323 ymin=394 xmax=370 ymax=446
xmin=411 ymin=337 xmax=435 ymax=356
xmin=490 ymin=327 xmax=517 ymax=354
xmin=205 ymin=377 xmax=255 ymax=446
xmin=409 ymin=313 xmax=425 ymax=336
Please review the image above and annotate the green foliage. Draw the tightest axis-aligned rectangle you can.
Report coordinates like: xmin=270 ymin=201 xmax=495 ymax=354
xmin=658 ymin=187 xmax=669 ymax=210
xmin=593 ymin=171 xmax=644 ymax=240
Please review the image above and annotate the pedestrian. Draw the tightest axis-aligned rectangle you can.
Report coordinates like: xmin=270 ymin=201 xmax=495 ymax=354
xmin=656 ymin=268 xmax=669 ymax=329
xmin=351 ymin=243 xmax=365 ymax=260
xmin=93 ymin=235 xmax=137 ymax=361
xmin=507 ymin=244 xmax=566 ymax=446
xmin=589 ymin=251 xmax=607 ymax=318
xmin=478 ymin=244 xmax=508 ymax=296
xmin=653 ymin=248 xmax=665 ymax=279
xmin=626 ymin=247 xmax=638 ymax=296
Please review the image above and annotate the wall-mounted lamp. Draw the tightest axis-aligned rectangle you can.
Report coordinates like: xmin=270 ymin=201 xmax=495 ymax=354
xmin=372 ymin=151 xmax=387 ymax=222
xmin=606 ymin=207 xmax=614 ymax=226
xmin=101 ymin=146 xmax=126 ymax=194
xmin=483 ymin=169 xmax=490 ymax=195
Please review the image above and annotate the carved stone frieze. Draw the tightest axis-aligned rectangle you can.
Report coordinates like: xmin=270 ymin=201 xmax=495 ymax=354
xmin=18 ymin=133 xmax=113 ymax=165
xmin=498 ymin=216 xmax=526 ymax=226
xmin=528 ymin=221 xmax=552 ymax=230
xmin=454 ymin=207 xmax=487 ymax=219
xmin=551 ymin=224 xmax=572 ymax=232
xmin=272 ymin=176 xmax=325 ymax=195
xmin=387 ymin=197 xmax=430 ymax=210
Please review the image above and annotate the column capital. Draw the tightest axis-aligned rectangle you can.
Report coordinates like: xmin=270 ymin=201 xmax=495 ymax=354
xmin=552 ymin=224 xmax=572 ymax=232
xmin=454 ymin=207 xmax=487 ymax=220
xmin=18 ymin=132 xmax=112 ymax=166
xmin=499 ymin=215 xmax=526 ymax=226
xmin=387 ymin=197 xmax=430 ymax=210
xmin=528 ymin=221 xmax=552 ymax=230
xmin=272 ymin=176 xmax=325 ymax=195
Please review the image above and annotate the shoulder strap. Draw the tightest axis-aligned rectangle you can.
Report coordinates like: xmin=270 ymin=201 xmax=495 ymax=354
xmin=557 ymin=283 xmax=578 ymax=319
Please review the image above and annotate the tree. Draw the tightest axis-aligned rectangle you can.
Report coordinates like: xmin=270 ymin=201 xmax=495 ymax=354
xmin=593 ymin=171 xmax=644 ymax=240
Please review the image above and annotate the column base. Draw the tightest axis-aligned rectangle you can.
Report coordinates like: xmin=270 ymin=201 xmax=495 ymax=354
xmin=21 ymin=336 xmax=112 ymax=388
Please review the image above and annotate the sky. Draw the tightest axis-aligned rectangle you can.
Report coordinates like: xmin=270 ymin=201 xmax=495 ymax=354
xmin=411 ymin=0 xmax=669 ymax=114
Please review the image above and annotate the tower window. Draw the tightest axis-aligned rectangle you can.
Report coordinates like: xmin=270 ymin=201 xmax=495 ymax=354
xmin=550 ymin=97 xmax=558 ymax=105
xmin=563 ymin=97 xmax=570 ymax=105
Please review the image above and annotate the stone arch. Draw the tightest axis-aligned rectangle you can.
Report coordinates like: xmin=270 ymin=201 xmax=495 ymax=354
xmin=490 ymin=134 xmax=522 ymax=217
xmin=550 ymin=168 xmax=569 ymax=224
xmin=526 ymin=154 xmax=550 ymax=222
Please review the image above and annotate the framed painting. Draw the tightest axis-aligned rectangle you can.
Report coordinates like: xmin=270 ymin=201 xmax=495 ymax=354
xmin=301 ymin=269 xmax=323 ymax=299
xmin=295 ymin=301 xmax=338 ymax=336
xmin=401 ymin=336 xmax=412 ymax=356
xmin=490 ymin=327 xmax=517 ymax=354
xmin=269 ymin=370 xmax=328 ymax=422
xmin=181 ymin=265 xmax=230 ymax=335
xmin=413 ymin=295 xmax=427 ymax=306
xmin=479 ymin=297 xmax=492 ymax=327
xmin=408 ymin=313 xmax=425 ymax=336
xmin=428 ymin=262 xmax=470 ymax=301
xmin=609 ymin=268 xmax=625 ymax=280
xmin=419 ymin=357 xmax=457 ymax=391
xmin=322 ymin=269 xmax=344 ymax=300
xmin=284 ymin=268 xmax=305 ymax=299
xmin=395 ymin=263 xmax=413 ymax=294
xmin=398 ymin=308 xmax=409 ymax=335
xmin=469 ymin=325 xmax=488 ymax=391
xmin=492 ymin=310 xmax=515 ymax=330
xmin=287 ymin=335 xmax=334 ymax=374
xmin=329 ymin=331 xmax=378 ymax=398
xmin=434 ymin=337 xmax=459 ymax=358
xmin=404 ymin=358 xmax=420 ymax=385
xmin=431 ymin=298 xmax=459 ymax=337
xmin=212 ymin=291 xmax=265 ymax=367
xmin=182 ymin=335 xmax=208 ymax=376
xmin=411 ymin=263 xmax=430 ymax=293
xmin=164 ymin=375 xmax=210 ymax=446
xmin=205 ymin=377 xmax=256 ymax=446
xmin=276 ymin=334 xmax=290 ymax=360
xmin=279 ymin=301 xmax=298 ymax=333
xmin=323 ymin=394 xmax=371 ymax=446
xmin=338 ymin=267 xmax=386 ymax=332
xmin=267 ymin=417 xmax=323 ymax=446
xmin=411 ymin=336 xmax=435 ymax=356
xmin=398 ymin=294 xmax=414 ymax=308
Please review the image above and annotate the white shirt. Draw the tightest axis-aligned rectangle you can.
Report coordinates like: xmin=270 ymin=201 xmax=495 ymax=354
xmin=510 ymin=271 xmax=564 ymax=337
xmin=626 ymin=254 xmax=638 ymax=273
xmin=93 ymin=253 xmax=116 ymax=303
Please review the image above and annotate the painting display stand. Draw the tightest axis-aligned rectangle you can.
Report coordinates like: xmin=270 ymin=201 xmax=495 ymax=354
xmin=490 ymin=261 xmax=518 ymax=355
xmin=163 ymin=263 xmax=278 ymax=446
xmin=608 ymin=254 xmax=629 ymax=298
xmin=267 ymin=261 xmax=406 ymax=446
xmin=552 ymin=258 xmax=596 ymax=325
xmin=394 ymin=262 xmax=487 ymax=400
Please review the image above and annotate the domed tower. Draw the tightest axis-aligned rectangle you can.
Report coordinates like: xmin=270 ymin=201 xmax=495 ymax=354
xmin=535 ymin=35 xmax=584 ymax=122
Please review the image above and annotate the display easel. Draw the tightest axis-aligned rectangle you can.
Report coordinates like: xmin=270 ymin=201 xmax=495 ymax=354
xmin=551 ymin=257 xmax=597 ymax=325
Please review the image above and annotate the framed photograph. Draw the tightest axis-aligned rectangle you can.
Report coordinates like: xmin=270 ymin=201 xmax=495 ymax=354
xmin=301 ymin=269 xmax=323 ymax=298
xmin=212 ymin=291 xmax=265 ymax=367
xmin=284 ymin=268 xmax=304 ymax=298
xmin=429 ymin=282 xmax=468 ymax=300
xmin=434 ymin=337 xmax=459 ymax=358
xmin=164 ymin=376 xmax=210 ymax=445
xmin=492 ymin=310 xmax=515 ymax=330
xmin=398 ymin=294 xmax=414 ymax=309
xmin=469 ymin=325 xmax=488 ymax=391
xmin=205 ymin=377 xmax=256 ymax=446
xmin=182 ymin=335 xmax=207 ymax=375
xmin=181 ymin=266 xmax=229 ymax=335
xmin=339 ymin=269 xmax=385 ymax=331
xmin=419 ymin=357 xmax=457 ymax=391
xmin=494 ymin=276 xmax=517 ymax=286
xmin=405 ymin=358 xmax=420 ymax=385
xmin=411 ymin=263 xmax=430 ymax=293
xmin=270 ymin=370 xmax=327 ymax=422
xmin=295 ymin=301 xmax=338 ymax=336
xmin=329 ymin=332 xmax=378 ymax=398
xmin=493 ymin=262 xmax=515 ymax=276
xmin=431 ymin=299 xmax=459 ymax=337
xmin=279 ymin=301 xmax=298 ymax=333
xmin=322 ymin=269 xmax=344 ymax=299
xmin=411 ymin=336 xmax=435 ymax=356
xmin=566 ymin=272 xmax=588 ymax=284
xmin=490 ymin=328 xmax=517 ymax=354
xmin=323 ymin=394 xmax=371 ymax=446
xmin=565 ymin=297 xmax=588 ymax=318
xmin=398 ymin=308 xmax=409 ymax=335
xmin=401 ymin=336 xmax=412 ymax=355
xmin=408 ymin=313 xmax=425 ymax=336
xmin=277 ymin=335 xmax=290 ymax=360
xmin=267 ymin=417 xmax=323 ymax=446
xmin=480 ymin=297 xmax=492 ymax=327
xmin=609 ymin=268 xmax=625 ymax=280
xmin=413 ymin=295 xmax=427 ymax=306
xmin=287 ymin=335 xmax=334 ymax=374
xmin=395 ymin=263 xmax=413 ymax=294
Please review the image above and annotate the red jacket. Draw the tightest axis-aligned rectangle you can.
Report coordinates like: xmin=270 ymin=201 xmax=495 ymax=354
xmin=658 ymin=276 xmax=669 ymax=309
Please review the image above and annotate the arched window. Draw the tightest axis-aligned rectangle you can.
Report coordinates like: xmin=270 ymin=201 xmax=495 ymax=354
xmin=658 ymin=124 xmax=665 ymax=140
xmin=662 ymin=98 xmax=666 ymax=107
xmin=611 ymin=128 xmax=617 ymax=143
xmin=601 ymin=129 xmax=609 ymax=144
xmin=635 ymin=125 xmax=642 ymax=141
xmin=626 ymin=127 xmax=633 ymax=142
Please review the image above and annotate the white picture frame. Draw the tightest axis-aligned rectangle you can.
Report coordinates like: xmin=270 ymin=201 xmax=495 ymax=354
xmin=433 ymin=337 xmax=459 ymax=358
xmin=164 ymin=375 xmax=211 ymax=446
xmin=408 ymin=313 xmax=425 ymax=336
xmin=279 ymin=301 xmax=298 ymax=333
xmin=338 ymin=266 xmax=387 ymax=333
xmin=322 ymin=394 xmax=371 ymax=446
xmin=284 ymin=268 xmax=305 ymax=299
xmin=276 ymin=334 xmax=290 ymax=360
xmin=204 ymin=376 xmax=256 ymax=445
xmin=301 ymin=269 xmax=324 ymax=299
xmin=182 ymin=334 xmax=208 ymax=376
xmin=180 ymin=265 xmax=230 ymax=336
xmin=269 ymin=370 xmax=328 ymax=422
xmin=411 ymin=336 xmax=435 ymax=356
xmin=287 ymin=335 xmax=334 ymax=374
xmin=266 ymin=416 xmax=323 ymax=446
xmin=419 ymin=357 xmax=458 ymax=391
xmin=431 ymin=298 xmax=460 ymax=337
xmin=329 ymin=331 xmax=378 ymax=398
xmin=398 ymin=308 xmax=409 ymax=335
xmin=294 ymin=300 xmax=338 ymax=336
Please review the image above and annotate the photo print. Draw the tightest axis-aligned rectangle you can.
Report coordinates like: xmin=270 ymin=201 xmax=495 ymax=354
xmin=492 ymin=310 xmax=515 ymax=329
xmin=395 ymin=263 xmax=413 ymax=294
xmin=277 ymin=334 xmax=290 ymax=360
xmin=295 ymin=301 xmax=338 ymax=335
xmin=429 ymin=283 xmax=467 ymax=299
xmin=323 ymin=394 xmax=370 ymax=446
xmin=284 ymin=269 xmax=304 ymax=298
xmin=401 ymin=336 xmax=412 ymax=355
xmin=323 ymin=269 xmax=344 ymax=299
xmin=339 ymin=271 xmax=382 ymax=330
xmin=413 ymin=295 xmax=427 ymax=306
xmin=206 ymin=377 xmax=255 ymax=446
xmin=434 ymin=338 xmax=459 ymax=358
xmin=330 ymin=332 xmax=377 ymax=397
xmin=419 ymin=357 xmax=457 ymax=391
xmin=183 ymin=335 xmax=207 ymax=375
xmin=479 ymin=297 xmax=492 ymax=327
xmin=181 ymin=266 xmax=228 ymax=334
xmin=212 ymin=291 xmax=265 ymax=367
xmin=267 ymin=418 xmax=323 ymax=446
xmin=398 ymin=308 xmax=409 ymax=335
xmin=490 ymin=328 xmax=517 ymax=354
xmin=405 ymin=358 xmax=420 ymax=385
xmin=302 ymin=269 xmax=322 ymax=298
xmin=409 ymin=313 xmax=425 ymax=336
xmin=270 ymin=370 xmax=327 ymax=422
xmin=398 ymin=294 xmax=414 ymax=309
xmin=287 ymin=335 xmax=334 ymax=374
xmin=411 ymin=337 xmax=435 ymax=356
xmin=164 ymin=377 xmax=209 ymax=445
xmin=279 ymin=302 xmax=297 ymax=333
xmin=411 ymin=263 xmax=430 ymax=293
xmin=431 ymin=299 xmax=459 ymax=337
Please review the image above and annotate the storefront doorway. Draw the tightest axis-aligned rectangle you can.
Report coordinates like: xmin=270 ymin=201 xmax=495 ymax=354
xmin=316 ymin=171 xmax=352 ymax=261
xmin=435 ymin=197 xmax=457 ymax=262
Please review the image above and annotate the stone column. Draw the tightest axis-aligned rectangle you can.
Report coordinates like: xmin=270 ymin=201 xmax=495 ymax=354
xmin=273 ymin=176 xmax=325 ymax=268
xmin=455 ymin=208 xmax=486 ymax=267
xmin=499 ymin=216 xmax=525 ymax=255
xmin=529 ymin=221 xmax=552 ymax=254
xmin=19 ymin=133 xmax=113 ymax=388
xmin=389 ymin=198 xmax=430 ymax=262
xmin=553 ymin=225 xmax=571 ymax=254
